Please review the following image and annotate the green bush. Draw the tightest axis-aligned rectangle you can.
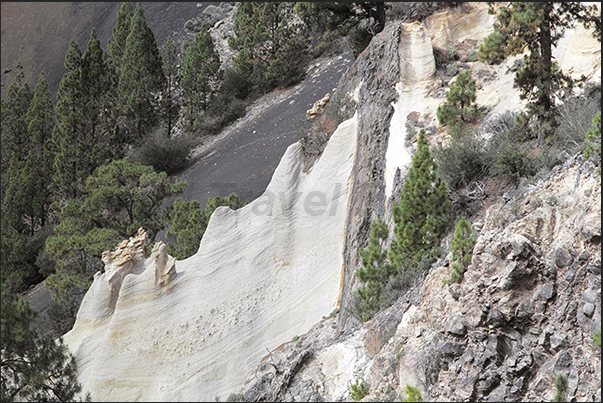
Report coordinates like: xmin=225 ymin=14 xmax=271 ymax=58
xmin=443 ymin=217 xmax=476 ymax=285
xmin=226 ymin=393 xmax=242 ymax=402
xmin=552 ymin=373 xmax=568 ymax=402
xmin=131 ymin=129 xmax=193 ymax=175
xmin=350 ymin=379 xmax=369 ymax=401
xmin=325 ymin=90 xmax=357 ymax=125
xmin=389 ymin=130 xmax=451 ymax=269
xmin=219 ymin=68 xmax=251 ymax=101
xmin=594 ymin=330 xmax=601 ymax=349
xmin=433 ymin=130 xmax=490 ymax=190
xmin=355 ymin=216 xmax=396 ymax=322
xmin=437 ymin=71 xmax=480 ymax=127
xmin=584 ymin=111 xmax=601 ymax=175
xmin=403 ymin=385 xmax=423 ymax=402
xmin=494 ymin=143 xmax=537 ymax=183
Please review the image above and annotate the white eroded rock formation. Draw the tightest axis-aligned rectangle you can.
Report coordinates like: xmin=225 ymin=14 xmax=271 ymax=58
xmin=64 ymin=115 xmax=359 ymax=401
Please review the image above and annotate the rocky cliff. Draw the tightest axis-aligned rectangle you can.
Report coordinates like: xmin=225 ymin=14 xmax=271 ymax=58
xmin=64 ymin=115 xmax=358 ymax=401
xmin=63 ymin=3 xmax=601 ymax=402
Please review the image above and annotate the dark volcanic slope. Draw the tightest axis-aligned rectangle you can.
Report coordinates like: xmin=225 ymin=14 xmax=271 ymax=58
xmin=1 ymin=2 xmax=208 ymax=101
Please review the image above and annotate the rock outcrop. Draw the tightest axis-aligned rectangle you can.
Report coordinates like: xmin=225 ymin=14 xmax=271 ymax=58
xmin=236 ymin=156 xmax=601 ymax=403
xmin=64 ymin=115 xmax=359 ymax=401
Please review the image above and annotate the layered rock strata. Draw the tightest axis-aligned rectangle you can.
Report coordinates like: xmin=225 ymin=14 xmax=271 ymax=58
xmin=64 ymin=115 xmax=359 ymax=401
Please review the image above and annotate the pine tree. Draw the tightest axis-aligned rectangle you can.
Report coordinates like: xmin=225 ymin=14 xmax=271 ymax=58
xmin=79 ymin=28 xmax=121 ymax=169
xmin=166 ymin=193 xmax=244 ymax=260
xmin=478 ymin=2 xmax=601 ymax=138
xmin=46 ymin=158 xmax=186 ymax=300
xmin=444 ymin=217 xmax=476 ymax=284
xmin=584 ymin=111 xmax=601 ymax=175
xmin=52 ymin=39 xmax=86 ymax=200
xmin=23 ymin=73 xmax=54 ymax=230
xmin=1 ymin=62 xmax=33 ymax=194
xmin=1 ymin=281 xmax=84 ymax=402
xmin=436 ymin=70 xmax=479 ymax=128
xmin=229 ymin=2 xmax=306 ymax=91
xmin=355 ymin=216 xmax=395 ymax=321
xmin=389 ymin=129 xmax=451 ymax=268
xmin=108 ymin=1 xmax=134 ymax=68
xmin=53 ymin=31 xmax=118 ymax=201
xmin=181 ymin=27 xmax=221 ymax=129
xmin=117 ymin=3 xmax=166 ymax=142
xmin=160 ymin=35 xmax=181 ymax=137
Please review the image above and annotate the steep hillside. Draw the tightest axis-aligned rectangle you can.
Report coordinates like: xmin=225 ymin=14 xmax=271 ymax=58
xmin=1 ymin=2 xmax=208 ymax=101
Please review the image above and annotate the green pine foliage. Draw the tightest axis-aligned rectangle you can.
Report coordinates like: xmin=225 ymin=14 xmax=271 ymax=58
xmin=108 ymin=1 xmax=135 ymax=68
xmin=294 ymin=2 xmax=386 ymax=56
xmin=3 ymin=72 xmax=54 ymax=236
xmin=389 ymin=129 xmax=451 ymax=269
xmin=350 ymin=379 xmax=370 ymax=401
xmin=355 ymin=216 xmax=395 ymax=322
xmin=403 ymin=385 xmax=423 ymax=402
xmin=583 ymin=111 xmax=601 ymax=175
xmin=443 ymin=217 xmax=476 ymax=285
xmin=166 ymin=193 xmax=245 ymax=260
xmin=229 ymin=2 xmax=307 ymax=93
xmin=180 ymin=27 xmax=222 ymax=130
xmin=432 ymin=129 xmax=490 ymax=190
xmin=1 ymin=62 xmax=33 ymax=197
xmin=53 ymin=30 xmax=119 ymax=201
xmin=160 ymin=35 xmax=181 ymax=137
xmin=436 ymin=70 xmax=480 ymax=128
xmin=1 ymin=281 xmax=84 ymax=402
xmin=117 ymin=2 xmax=166 ymax=142
xmin=478 ymin=2 xmax=601 ymax=137
xmin=46 ymin=158 xmax=186 ymax=300
xmin=52 ymin=39 xmax=86 ymax=200
xmin=1 ymin=70 xmax=55 ymax=293
xmin=552 ymin=373 xmax=568 ymax=402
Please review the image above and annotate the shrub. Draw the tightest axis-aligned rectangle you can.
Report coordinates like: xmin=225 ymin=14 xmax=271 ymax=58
xmin=594 ymin=330 xmax=601 ymax=349
xmin=433 ymin=130 xmax=490 ymax=190
xmin=552 ymin=373 xmax=568 ymax=402
xmin=216 ymin=68 xmax=251 ymax=101
xmin=389 ymin=130 xmax=451 ymax=268
xmin=534 ymin=146 xmax=565 ymax=173
xmin=403 ymin=385 xmax=423 ymax=402
xmin=584 ymin=111 xmax=601 ymax=175
xmin=553 ymin=96 xmax=600 ymax=153
xmin=443 ymin=217 xmax=476 ymax=285
xmin=226 ymin=393 xmax=242 ymax=402
xmin=131 ymin=129 xmax=193 ymax=175
xmin=437 ymin=71 xmax=480 ymax=126
xmin=350 ymin=379 xmax=370 ymax=401
xmin=355 ymin=216 xmax=396 ymax=322
xmin=487 ymin=133 xmax=537 ymax=183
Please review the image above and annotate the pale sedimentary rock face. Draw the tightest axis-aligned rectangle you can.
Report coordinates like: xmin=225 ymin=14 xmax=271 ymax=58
xmin=64 ymin=115 xmax=359 ymax=402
